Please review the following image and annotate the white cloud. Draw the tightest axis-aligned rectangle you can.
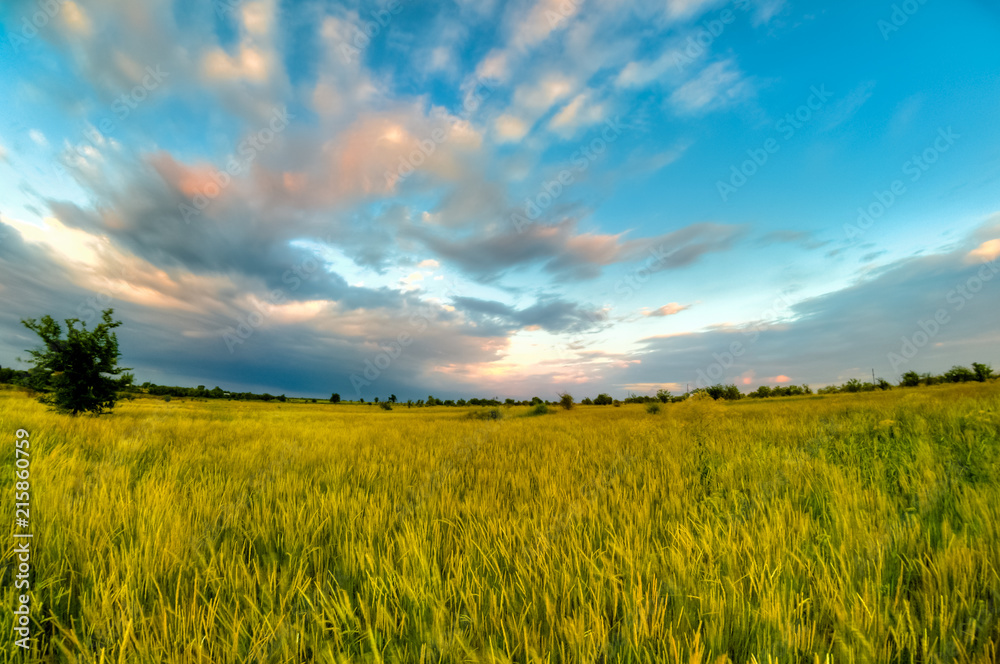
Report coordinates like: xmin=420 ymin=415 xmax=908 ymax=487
xmin=495 ymin=114 xmax=530 ymax=142
xmin=29 ymin=130 xmax=48 ymax=147
xmin=669 ymin=59 xmax=750 ymax=115
xmin=549 ymin=91 xmax=608 ymax=134
xmin=665 ymin=0 xmax=722 ymax=20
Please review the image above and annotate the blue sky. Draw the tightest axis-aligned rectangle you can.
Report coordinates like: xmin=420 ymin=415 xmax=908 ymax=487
xmin=0 ymin=0 xmax=998 ymax=400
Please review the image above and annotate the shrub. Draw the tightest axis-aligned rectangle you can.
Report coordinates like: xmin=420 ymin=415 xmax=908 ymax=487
xmin=559 ymin=393 xmax=574 ymax=410
xmin=581 ymin=397 xmax=594 ymax=405
xmin=972 ymin=362 xmax=993 ymax=382
xmin=163 ymin=395 xmax=171 ymax=402
xmin=706 ymin=384 xmax=743 ymax=400
xmin=468 ymin=407 xmax=505 ymax=420
xmin=594 ymin=393 xmax=613 ymax=405
xmin=900 ymin=371 xmax=921 ymax=387
xmin=613 ymin=400 xmax=622 ymax=407
xmin=646 ymin=402 xmax=661 ymax=414
xmin=530 ymin=403 xmax=549 ymax=416
xmin=20 ymin=308 xmax=133 ymax=415
xmin=944 ymin=365 xmax=977 ymax=383
xmin=379 ymin=402 xmax=392 ymax=410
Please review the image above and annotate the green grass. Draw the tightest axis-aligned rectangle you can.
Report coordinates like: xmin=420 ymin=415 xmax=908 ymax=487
xmin=1 ymin=382 xmax=998 ymax=663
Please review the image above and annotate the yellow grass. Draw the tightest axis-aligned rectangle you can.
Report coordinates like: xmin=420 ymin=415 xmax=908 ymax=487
xmin=1 ymin=382 xmax=998 ymax=663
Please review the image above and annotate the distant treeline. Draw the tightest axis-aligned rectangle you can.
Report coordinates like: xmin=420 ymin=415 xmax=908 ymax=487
xmin=1 ymin=362 xmax=994 ymax=405
xmin=817 ymin=363 xmax=995 ymax=394
xmin=142 ymin=383 xmax=291 ymax=401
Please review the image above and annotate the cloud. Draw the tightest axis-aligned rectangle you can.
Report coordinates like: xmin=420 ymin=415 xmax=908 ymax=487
xmin=669 ymin=59 xmax=752 ymax=115
xmin=598 ymin=219 xmax=1000 ymax=392
xmin=452 ymin=295 xmax=605 ymax=334
xmin=549 ymin=91 xmax=609 ymax=134
xmin=643 ymin=303 xmax=692 ymax=317
xmin=969 ymin=238 xmax=1000 ymax=263
xmin=758 ymin=230 xmax=829 ymax=250
xmin=824 ymin=80 xmax=876 ymax=131
xmin=406 ymin=219 xmax=746 ymax=282
xmin=495 ymin=114 xmax=530 ymax=142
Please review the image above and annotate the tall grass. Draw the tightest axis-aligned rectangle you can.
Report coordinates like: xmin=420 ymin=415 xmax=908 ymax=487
xmin=1 ymin=383 xmax=998 ymax=662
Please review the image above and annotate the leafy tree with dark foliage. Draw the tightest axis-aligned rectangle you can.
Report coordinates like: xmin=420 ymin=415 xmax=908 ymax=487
xmin=20 ymin=308 xmax=133 ymax=415
xmin=972 ymin=362 xmax=993 ymax=382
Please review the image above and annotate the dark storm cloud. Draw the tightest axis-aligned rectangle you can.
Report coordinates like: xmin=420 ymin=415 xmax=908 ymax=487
xmin=600 ymin=220 xmax=1000 ymax=393
xmin=406 ymin=219 xmax=747 ymax=282
xmin=452 ymin=295 xmax=605 ymax=334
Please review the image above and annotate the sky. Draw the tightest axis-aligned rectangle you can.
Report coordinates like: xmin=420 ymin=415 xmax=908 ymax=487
xmin=0 ymin=0 xmax=998 ymax=401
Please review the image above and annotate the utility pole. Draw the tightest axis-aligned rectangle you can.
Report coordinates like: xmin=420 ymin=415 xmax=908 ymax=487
xmin=872 ymin=368 xmax=876 ymax=385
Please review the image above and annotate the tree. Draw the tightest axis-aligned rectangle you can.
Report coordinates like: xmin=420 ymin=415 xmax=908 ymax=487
xmin=944 ymin=365 xmax=976 ymax=383
xmin=972 ymin=362 xmax=993 ymax=382
xmin=656 ymin=389 xmax=672 ymax=403
xmin=706 ymin=384 xmax=743 ymax=401
xmin=20 ymin=308 xmax=133 ymax=415
xmin=594 ymin=393 xmax=613 ymax=405
xmin=389 ymin=394 xmax=397 ymax=403
xmin=558 ymin=392 xmax=574 ymax=410
xmin=330 ymin=393 xmax=341 ymax=403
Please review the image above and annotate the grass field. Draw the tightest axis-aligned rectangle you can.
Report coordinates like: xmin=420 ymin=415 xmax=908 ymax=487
xmin=1 ymin=382 xmax=998 ymax=663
